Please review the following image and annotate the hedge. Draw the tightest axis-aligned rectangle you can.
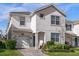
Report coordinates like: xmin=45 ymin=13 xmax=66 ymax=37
xmin=0 ymin=40 xmax=16 ymax=49
xmin=5 ymin=40 xmax=16 ymax=49
xmin=42 ymin=41 xmax=73 ymax=52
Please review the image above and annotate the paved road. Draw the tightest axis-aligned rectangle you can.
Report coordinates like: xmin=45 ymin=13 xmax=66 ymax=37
xmin=18 ymin=48 xmax=47 ymax=56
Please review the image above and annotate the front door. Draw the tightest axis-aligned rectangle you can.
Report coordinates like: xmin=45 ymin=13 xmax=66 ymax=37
xmin=33 ymin=34 xmax=35 ymax=47
xmin=38 ymin=32 xmax=44 ymax=47
xmin=75 ymin=38 xmax=78 ymax=47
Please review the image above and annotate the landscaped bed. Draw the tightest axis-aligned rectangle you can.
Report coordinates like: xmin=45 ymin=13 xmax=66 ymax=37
xmin=43 ymin=48 xmax=79 ymax=56
xmin=0 ymin=49 xmax=22 ymax=56
xmin=41 ymin=41 xmax=79 ymax=56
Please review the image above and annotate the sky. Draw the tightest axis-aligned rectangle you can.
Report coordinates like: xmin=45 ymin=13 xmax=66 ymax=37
xmin=0 ymin=3 xmax=79 ymax=34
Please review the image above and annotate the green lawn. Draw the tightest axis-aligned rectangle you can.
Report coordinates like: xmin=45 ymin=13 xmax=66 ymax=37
xmin=0 ymin=49 xmax=22 ymax=56
xmin=43 ymin=48 xmax=79 ymax=56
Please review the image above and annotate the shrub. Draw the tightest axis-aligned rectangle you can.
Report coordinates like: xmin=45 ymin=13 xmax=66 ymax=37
xmin=2 ymin=41 xmax=6 ymax=49
xmin=42 ymin=41 xmax=72 ymax=52
xmin=0 ymin=41 xmax=3 ymax=49
xmin=48 ymin=49 xmax=73 ymax=52
xmin=48 ymin=44 xmax=73 ymax=52
xmin=0 ymin=40 xmax=6 ymax=49
xmin=42 ymin=41 xmax=54 ymax=50
xmin=5 ymin=40 xmax=16 ymax=49
xmin=47 ymin=44 xmax=62 ymax=50
xmin=63 ymin=44 xmax=70 ymax=50
xmin=47 ymin=41 xmax=54 ymax=45
xmin=42 ymin=44 xmax=49 ymax=51
xmin=54 ymin=44 xmax=63 ymax=49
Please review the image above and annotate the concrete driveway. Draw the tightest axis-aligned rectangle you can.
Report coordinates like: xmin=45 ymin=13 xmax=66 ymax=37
xmin=18 ymin=48 xmax=47 ymax=56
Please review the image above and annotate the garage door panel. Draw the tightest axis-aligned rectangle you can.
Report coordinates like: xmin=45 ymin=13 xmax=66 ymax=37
xmin=16 ymin=37 xmax=33 ymax=48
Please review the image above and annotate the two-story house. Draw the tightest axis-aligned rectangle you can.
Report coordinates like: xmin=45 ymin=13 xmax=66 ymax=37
xmin=6 ymin=4 xmax=74 ymax=49
xmin=65 ymin=20 xmax=76 ymax=46
xmin=65 ymin=20 xmax=79 ymax=47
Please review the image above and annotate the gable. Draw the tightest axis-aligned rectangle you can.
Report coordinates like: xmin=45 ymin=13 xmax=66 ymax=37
xmin=32 ymin=4 xmax=66 ymax=17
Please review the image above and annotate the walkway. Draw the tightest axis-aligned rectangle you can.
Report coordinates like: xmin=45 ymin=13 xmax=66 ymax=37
xmin=18 ymin=48 xmax=47 ymax=56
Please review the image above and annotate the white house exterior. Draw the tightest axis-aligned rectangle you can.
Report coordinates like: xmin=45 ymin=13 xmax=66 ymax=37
xmin=72 ymin=21 xmax=79 ymax=47
xmin=6 ymin=4 xmax=79 ymax=49
xmin=65 ymin=20 xmax=79 ymax=47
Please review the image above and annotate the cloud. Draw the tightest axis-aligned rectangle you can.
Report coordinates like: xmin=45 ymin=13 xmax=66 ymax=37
xmin=0 ymin=4 xmax=28 ymax=22
xmin=0 ymin=3 xmax=47 ymax=22
xmin=0 ymin=3 xmax=50 ymax=22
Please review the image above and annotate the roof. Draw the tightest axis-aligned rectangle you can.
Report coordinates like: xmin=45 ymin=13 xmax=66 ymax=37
xmin=10 ymin=11 xmax=31 ymax=15
xmin=31 ymin=4 xmax=66 ymax=17
xmin=65 ymin=20 xmax=73 ymax=23
xmin=9 ymin=4 xmax=66 ymax=17
xmin=73 ymin=20 xmax=79 ymax=25
xmin=66 ymin=31 xmax=76 ymax=36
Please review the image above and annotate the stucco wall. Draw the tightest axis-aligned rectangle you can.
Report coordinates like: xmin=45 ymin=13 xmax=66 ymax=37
xmin=10 ymin=14 xmax=31 ymax=30
xmin=31 ymin=15 xmax=37 ymax=33
xmin=11 ymin=31 xmax=32 ymax=39
xmin=34 ymin=7 xmax=66 ymax=44
xmin=73 ymin=24 xmax=79 ymax=36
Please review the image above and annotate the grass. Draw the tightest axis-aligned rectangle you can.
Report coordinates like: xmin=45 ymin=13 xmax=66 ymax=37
xmin=43 ymin=48 xmax=79 ymax=56
xmin=0 ymin=49 xmax=22 ymax=56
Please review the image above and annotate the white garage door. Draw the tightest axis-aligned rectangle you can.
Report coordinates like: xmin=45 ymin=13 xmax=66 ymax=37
xmin=16 ymin=37 xmax=33 ymax=48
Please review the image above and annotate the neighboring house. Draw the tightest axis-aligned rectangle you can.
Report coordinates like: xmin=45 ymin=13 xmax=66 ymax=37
xmin=72 ymin=21 xmax=79 ymax=47
xmin=65 ymin=20 xmax=76 ymax=46
xmin=6 ymin=4 xmax=79 ymax=49
xmin=65 ymin=20 xmax=79 ymax=47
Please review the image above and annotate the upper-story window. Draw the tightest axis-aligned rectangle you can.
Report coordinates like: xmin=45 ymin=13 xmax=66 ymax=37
xmin=66 ymin=24 xmax=72 ymax=31
xmin=51 ymin=15 xmax=60 ymax=25
xmin=20 ymin=16 xmax=25 ymax=25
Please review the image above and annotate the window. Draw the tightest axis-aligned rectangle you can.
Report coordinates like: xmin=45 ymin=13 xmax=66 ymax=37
xmin=39 ymin=14 xmax=44 ymax=18
xmin=20 ymin=16 xmax=25 ymax=25
xmin=51 ymin=15 xmax=60 ymax=25
xmin=66 ymin=24 xmax=72 ymax=31
xmin=51 ymin=33 xmax=59 ymax=42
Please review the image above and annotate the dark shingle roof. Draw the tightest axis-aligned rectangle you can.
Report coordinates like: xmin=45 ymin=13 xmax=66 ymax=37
xmin=10 ymin=11 xmax=31 ymax=15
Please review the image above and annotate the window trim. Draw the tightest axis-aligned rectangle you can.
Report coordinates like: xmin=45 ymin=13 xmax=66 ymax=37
xmin=66 ymin=24 xmax=72 ymax=31
xmin=51 ymin=33 xmax=60 ymax=42
xmin=51 ymin=15 xmax=60 ymax=25
xmin=20 ymin=16 xmax=25 ymax=26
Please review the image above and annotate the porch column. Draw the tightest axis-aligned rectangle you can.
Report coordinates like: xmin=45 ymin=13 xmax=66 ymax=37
xmin=35 ymin=33 xmax=38 ymax=49
xmin=44 ymin=32 xmax=46 ymax=43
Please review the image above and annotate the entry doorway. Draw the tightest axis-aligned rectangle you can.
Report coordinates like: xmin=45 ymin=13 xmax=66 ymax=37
xmin=33 ymin=33 xmax=35 ymax=47
xmin=38 ymin=32 xmax=44 ymax=47
xmin=75 ymin=37 xmax=78 ymax=47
